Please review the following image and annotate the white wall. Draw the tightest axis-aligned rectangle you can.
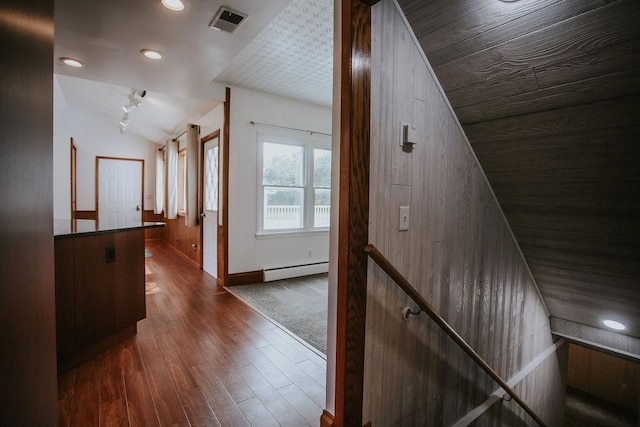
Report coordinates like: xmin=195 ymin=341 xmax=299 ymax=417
xmin=228 ymin=87 xmax=333 ymax=274
xmin=53 ymin=77 xmax=225 ymax=221
xmin=53 ymin=100 xmax=161 ymax=219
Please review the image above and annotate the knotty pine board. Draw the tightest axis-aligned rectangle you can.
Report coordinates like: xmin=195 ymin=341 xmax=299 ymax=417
xmin=364 ymin=2 xmax=562 ymax=425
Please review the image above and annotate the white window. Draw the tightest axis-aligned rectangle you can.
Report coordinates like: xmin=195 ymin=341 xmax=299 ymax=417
xmin=258 ymin=133 xmax=331 ymax=234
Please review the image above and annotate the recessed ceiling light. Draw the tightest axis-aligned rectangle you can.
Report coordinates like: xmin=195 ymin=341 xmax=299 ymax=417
xmin=59 ymin=57 xmax=84 ymax=68
xmin=141 ymin=49 xmax=163 ymax=60
xmin=603 ymin=320 xmax=625 ymax=330
xmin=161 ymin=0 xmax=186 ymax=11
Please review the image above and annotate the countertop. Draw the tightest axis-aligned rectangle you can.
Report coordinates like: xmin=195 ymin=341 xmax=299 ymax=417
xmin=54 ymin=219 xmax=165 ymax=239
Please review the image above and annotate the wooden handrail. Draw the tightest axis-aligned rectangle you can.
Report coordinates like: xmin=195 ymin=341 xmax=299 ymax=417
xmin=364 ymin=244 xmax=547 ymax=427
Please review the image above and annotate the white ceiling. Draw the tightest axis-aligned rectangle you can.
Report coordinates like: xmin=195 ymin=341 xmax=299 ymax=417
xmin=54 ymin=0 xmax=334 ymax=143
xmin=55 ymin=74 xmax=219 ymax=143
xmin=216 ymin=0 xmax=334 ymax=107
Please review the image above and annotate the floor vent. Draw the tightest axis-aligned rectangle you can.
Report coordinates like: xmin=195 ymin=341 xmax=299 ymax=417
xmin=209 ymin=7 xmax=247 ymax=33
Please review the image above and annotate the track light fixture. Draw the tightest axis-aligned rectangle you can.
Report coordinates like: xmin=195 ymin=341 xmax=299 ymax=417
xmin=118 ymin=88 xmax=146 ymax=133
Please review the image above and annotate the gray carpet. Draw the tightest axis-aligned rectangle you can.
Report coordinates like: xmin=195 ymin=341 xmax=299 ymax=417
xmin=226 ymin=273 xmax=328 ymax=355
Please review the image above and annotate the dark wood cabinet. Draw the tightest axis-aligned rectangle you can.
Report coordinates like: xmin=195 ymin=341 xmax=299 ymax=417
xmin=54 ymin=228 xmax=146 ymax=373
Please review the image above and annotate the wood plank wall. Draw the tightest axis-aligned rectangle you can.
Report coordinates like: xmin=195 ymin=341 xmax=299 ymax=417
xmin=551 ymin=317 xmax=640 ymax=358
xmin=142 ymin=210 xmax=201 ymax=266
xmin=567 ymin=343 xmax=640 ymax=412
xmin=399 ymin=0 xmax=640 ymax=337
xmin=0 ymin=0 xmax=58 ymax=424
xmin=364 ymin=1 xmax=564 ymax=425
xmin=161 ymin=218 xmax=201 ymax=266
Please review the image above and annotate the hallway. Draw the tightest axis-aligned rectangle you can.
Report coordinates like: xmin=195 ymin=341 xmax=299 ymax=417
xmin=57 ymin=240 xmax=326 ymax=426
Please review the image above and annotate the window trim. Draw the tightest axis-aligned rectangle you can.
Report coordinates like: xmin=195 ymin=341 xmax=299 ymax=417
xmin=256 ymin=131 xmax=331 ymax=235
xmin=177 ymin=149 xmax=187 ymax=216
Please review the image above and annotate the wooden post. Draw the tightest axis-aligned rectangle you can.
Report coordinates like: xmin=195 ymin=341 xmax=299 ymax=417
xmin=333 ymin=0 xmax=377 ymax=425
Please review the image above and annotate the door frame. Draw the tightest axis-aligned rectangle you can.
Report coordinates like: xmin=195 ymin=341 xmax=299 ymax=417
xmin=95 ymin=156 xmax=145 ymax=225
xmin=70 ymin=138 xmax=77 ymax=220
xmin=199 ymin=129 xmax=221 ymax=270
xmin=329 ymin=1 xmax=378 ymax=426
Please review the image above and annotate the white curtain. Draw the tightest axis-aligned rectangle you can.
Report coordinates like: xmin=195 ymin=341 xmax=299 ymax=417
xmin=185 ymin=124 xmax=200 ymax=227
xmin=165 ymin=139 xmax=178 ymax=219
xmin=154 ymin=149 xmax=164 ymax=214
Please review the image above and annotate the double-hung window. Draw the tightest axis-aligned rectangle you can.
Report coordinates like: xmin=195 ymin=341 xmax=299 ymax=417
xmin=258 ymin=132 xmax=331 ymax=234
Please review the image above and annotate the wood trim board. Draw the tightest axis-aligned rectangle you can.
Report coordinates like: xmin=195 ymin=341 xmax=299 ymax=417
xmin=334 ymin=1 xmax=372 ymax=426
xmin=227 ymin=270 xmax=265 ymax=286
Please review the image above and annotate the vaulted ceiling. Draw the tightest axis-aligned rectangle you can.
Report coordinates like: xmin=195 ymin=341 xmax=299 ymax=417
xmin=397 ymin=0 xmax=640 ymax=338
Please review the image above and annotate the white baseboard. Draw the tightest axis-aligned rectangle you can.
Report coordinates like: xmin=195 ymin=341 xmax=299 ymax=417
xmin=264 ymin=262 xmax=329 ymax=282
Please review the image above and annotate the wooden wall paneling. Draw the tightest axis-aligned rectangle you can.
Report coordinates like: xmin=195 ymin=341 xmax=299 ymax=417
xmin=567 ymin=343 xmax=640 ymax=412
xmin=390 ymin=5 xmax=414 ymax=187
xmin=448 ymin=69 xmax=540 ymax=110
xmin=608 ymin=139 xmax=640 ymax=167
xmin=457 ymin=67 xmax=640 ymax=124
xmin=366 ymin=1 xmax=561 ymax=425
xmin=55 ymin=238 xmax=77 ymax=361
xmin=142 ymin=210 xmax=164 ymax=240
xmin=363 ymin=0 xmax=392 ymax=422
xmin=405 ymin=94 xmax=429 ymax=419
xmin=534 ymin=38 xmax=640 ymax=88
xmin=502 ymin=214 xmax=640 ymax=237
xmin=400 ymin=0 xmax=495 ymax=41
xmin=74 ymin=233 xmax=117 ymax=348
xmin=512 ymin=227 xmax=639 ymax=259
xmin=434 ymin=0 xmax=640 ymax=92
xmin=381 ymin=5 xmax=417 ymax=420
xmin=414 ymin=0 xmax=561 ymax=58
xmin=424 ymin=0 xmax=613 ymax=68
xmin=75 ymin=210 xmax=98 ymax=220
xmin=551 ymin=317 xmax=640 ymax=357
xmin=162 ymin=217 xmax=201 ymax=265
xmin=486 ymin=166 xmax=639 ymax=186
xmin=470 ymin=126 xmax=639 ymax=156
xmin=465 ymin=95 xmax=640 ymax=144
xmin=523 ymin=245 xmax=639 ymax=280
xmin=113 ymin=230 xmax=146 ymax=329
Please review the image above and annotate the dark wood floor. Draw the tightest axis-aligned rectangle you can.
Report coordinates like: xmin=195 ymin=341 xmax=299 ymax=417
xmin=57 ymin=240 xmax=327 ymax=427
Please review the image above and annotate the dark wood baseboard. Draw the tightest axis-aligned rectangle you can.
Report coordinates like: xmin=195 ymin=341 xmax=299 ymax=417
xmin=227 ymin=270 xmax=264 ymax=286
xmin=58 ymin=324 xmax=136 ymax=374
xmin=165 ymin=242 xmax=201 ymax=267
xmin=320 ymin=410 xmax=335 ymax=427
xmin=75 ymin=210 xmax=97 ymax=220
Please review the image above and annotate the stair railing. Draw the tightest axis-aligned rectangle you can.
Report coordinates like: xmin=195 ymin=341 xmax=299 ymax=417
xmin=364 ymin=243 xmax=546 ymax=427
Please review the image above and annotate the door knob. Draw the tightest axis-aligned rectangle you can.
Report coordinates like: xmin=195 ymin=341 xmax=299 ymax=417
xmin=200 ymin=212 xmax=206 ymax=218
xmin=136 ymin=205 xmax=140 ymax=211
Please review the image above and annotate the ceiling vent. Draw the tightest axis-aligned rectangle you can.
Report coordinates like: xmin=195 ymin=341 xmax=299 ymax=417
xmin=209 ymin=7 xmax=248 ymax=33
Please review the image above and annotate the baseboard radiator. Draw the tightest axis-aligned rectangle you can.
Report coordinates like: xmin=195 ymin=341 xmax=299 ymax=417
xmin=264 ymin=262 xmax=329 ymax=282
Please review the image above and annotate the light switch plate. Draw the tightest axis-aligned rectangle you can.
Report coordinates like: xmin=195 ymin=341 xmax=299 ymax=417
xmin=399 ymin=206 xmax=410 ymax=231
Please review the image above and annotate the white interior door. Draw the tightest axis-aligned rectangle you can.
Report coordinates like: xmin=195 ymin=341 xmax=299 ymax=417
xmin=203 ymin=139 xmax=219 ymax=277
xmin=98 ymin=158 xmax=143 ymax=228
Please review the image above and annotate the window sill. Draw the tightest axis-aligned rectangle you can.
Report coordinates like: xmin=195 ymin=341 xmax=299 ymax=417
xmin=255 ymin=229 xmax=330 ymax=240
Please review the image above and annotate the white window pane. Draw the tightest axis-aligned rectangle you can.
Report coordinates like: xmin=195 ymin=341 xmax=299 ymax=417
xmin=263 ymin=187 xmax=304 ymax=230
xmin=314 ymin=188 xmax=331 ymax=228
xmin=204 ymin=146 xmax=218 ymax=211
xmin=263 ymin=142 xmax=304 ymax=186
xmin=313 ymin=148 xmax=331 ymax=188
